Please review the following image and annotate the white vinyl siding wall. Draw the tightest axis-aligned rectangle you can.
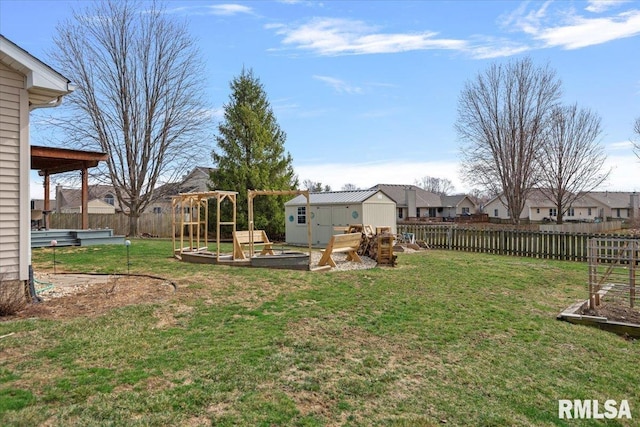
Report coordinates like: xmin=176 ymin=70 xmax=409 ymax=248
xmin=0 ymin=62 xmax=26 ymax=280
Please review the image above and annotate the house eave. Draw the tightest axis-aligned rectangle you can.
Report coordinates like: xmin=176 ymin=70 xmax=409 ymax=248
xmin=0 ymin=35 xmax=74 ymax=106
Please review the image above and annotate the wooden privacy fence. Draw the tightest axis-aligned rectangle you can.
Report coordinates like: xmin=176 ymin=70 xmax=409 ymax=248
xmin=49 ymin=213 xmax=174 ymax=237
xmin=397 ymin=224 xmax=639 ymax=262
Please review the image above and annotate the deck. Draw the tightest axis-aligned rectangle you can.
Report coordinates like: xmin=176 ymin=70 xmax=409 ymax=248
xmin=31 ymin=229 xmax=125 ymax=248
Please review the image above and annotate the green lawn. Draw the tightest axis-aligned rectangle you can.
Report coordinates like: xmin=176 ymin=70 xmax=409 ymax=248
xmin=1 ymin=239 xmax=637 ymax=426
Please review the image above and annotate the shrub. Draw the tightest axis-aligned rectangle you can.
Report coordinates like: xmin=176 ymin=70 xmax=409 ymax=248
xmin=0 ymin=273 xmax=27 ymax=317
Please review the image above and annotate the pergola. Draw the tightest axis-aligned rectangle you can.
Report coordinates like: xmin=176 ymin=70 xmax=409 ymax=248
xmin=31 ymin=145 xmax=108 ymax=230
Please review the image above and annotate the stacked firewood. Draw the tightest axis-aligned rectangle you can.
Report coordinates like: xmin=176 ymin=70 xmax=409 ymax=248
xmin=357 ymin=232 xmax=377 ymax=258
xmin=357 ymin=231 xmax=397 ymax=265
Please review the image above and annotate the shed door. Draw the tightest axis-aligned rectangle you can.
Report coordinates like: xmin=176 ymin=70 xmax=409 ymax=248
xmin=313 ymin=206 xmax=332 ymax=245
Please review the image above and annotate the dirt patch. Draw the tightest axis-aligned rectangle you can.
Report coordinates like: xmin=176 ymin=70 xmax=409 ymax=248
xmin=582 ymin=303 xmax=640 ymax=325
xmin=8 ymin=272 xmax=175 ymax=320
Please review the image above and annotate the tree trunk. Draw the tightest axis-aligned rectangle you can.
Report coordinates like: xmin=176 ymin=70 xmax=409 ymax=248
xmin=556 ymin=202 xmax=564 ymax=224
xmin=128 ymin=214 xmax=140 ymax=237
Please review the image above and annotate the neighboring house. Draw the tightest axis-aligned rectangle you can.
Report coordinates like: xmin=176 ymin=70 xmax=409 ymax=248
xmin=61 ymin=199 xmax=116 ymax=214
xmin=586 ymin=192 xmax=639 ymax=221
xmin=485 ymin=190 xmax=639 ymax=222
xmin=525 ymin=189 xmax=600 ymax=222
xmin=370 ymin=184 xmax=442 ymax=220
xmin=285 ymin=189 xmax=396 ymax=246
xmin=440 ymin=195 xmax=477 ymax=218
xmin=370 ymin=184 xmax=478 ymax=220
xmin=55 ymin=184 xmax=122 ymax=214
xmin=30 ymin=199 xmax=56 ymax=211
xmin=177 ymin=166 xmax=215 ymax=193
xmin=147 ymin=166 xmax=215 ymax=214
xmin=0 ymin=35 xmax=74 ymax=284
xmin=484 ymin=195 xmax=530 ymax=221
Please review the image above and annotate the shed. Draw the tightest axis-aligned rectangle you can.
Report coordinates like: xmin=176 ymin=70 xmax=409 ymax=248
xmin=0 ymin=35 xmax=74 ymax=284
xmin=285 ymin=190 xmax=396 ymax=246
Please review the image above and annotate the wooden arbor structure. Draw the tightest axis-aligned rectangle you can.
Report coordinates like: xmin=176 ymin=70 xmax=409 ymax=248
xmin=172 ymin=189 xmax=312 ymax=266
xmin=172 ymin=191 xmax=238 ymax=261
xmin=248 ymin=189 xmax=312 ymax=264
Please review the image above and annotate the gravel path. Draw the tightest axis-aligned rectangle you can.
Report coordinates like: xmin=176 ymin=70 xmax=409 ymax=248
xmin=309 ymin=251 xmax=377 ymax=271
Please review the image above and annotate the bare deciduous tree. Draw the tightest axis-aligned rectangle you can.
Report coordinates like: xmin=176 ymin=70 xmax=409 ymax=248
xmin=456 ymin=57 xmax=562 ymax=224
xmin=634 ymin=117 xmax=640 ymax=160
xmin=302 ymin=180 xmax=331 ymax=192
xmin=341 ymin=183 xmax=359 ymax=191
xmin=51 ymin=0 xmax=209 ymax=235
xmin=537 ymin=104 xmax=609 ymax=224
xmin=413 ymin=176 xmax=455 ymax=195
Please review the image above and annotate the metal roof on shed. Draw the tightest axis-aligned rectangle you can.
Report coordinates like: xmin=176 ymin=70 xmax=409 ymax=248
xmin=285 ymin=189 xmax=382 ymax=206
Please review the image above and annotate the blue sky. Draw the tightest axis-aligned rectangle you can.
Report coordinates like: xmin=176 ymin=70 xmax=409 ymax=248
xmin=1 ymin=0 xmax=639 ymax=197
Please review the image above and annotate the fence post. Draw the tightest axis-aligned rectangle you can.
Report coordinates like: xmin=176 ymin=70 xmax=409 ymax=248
xmin=631 ymin=240 xmax=637 ymax=308
xmin=588 ymin=238 xmax=596 ymax=309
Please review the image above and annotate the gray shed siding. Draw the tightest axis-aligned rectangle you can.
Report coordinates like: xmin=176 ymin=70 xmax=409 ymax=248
xmin=0 ymin=61 xmax=28 ymax=281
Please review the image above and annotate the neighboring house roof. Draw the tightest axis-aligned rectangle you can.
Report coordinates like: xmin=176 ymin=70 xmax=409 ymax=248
xmin=178 ymin=166 xmax=215 ymax=193
xmin=285 ymin=189 xmax=384 ymax=206
xmin=526 ymin=189 xmax=600 ymax=208
xmin=0 ymin=34 xmax=74 ymax=108
xmin=370 ymin=184 xmax=441 ymax=208
xmin=441 ymin=194 xmax=474 ymax=208
xmin=586 ymin=191 xmax=637 ymax=209
xmin=57 ymin=185 xmax=123 ymax=211
xmin=153 ymin=166 xmax=215 ymax=199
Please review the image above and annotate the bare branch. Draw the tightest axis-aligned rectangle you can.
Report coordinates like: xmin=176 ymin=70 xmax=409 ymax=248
xmin=50 ymin=0 xmax=210 ymax=235
xmin=413 ymin=176 xmax=455 ymax=195
xmin=456 ymin=57 xmax=562 ymax=224
xmin=536 ymin=104 xmax=609 ymax=223
xmin=633 ymin=116 xmax=640 ymax=161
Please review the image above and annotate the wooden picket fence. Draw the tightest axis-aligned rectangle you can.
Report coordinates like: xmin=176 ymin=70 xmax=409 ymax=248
xmin=397 ymin=224 xmax=639 ymax=262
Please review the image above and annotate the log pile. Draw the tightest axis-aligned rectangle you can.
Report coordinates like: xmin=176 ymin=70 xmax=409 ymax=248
xmin=357 ymin=231 xmax=397 ymax=266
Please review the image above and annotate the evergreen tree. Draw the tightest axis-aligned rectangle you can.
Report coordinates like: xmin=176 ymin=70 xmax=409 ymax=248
xmin=211 ymin=68 xmax=297 ymax=238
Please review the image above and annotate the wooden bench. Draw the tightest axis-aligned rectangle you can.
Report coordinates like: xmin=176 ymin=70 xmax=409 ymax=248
xmin=233 ymin=230 xmax=274 ymax=260
xmin=318 ymin=233 xmax=363 ymax=268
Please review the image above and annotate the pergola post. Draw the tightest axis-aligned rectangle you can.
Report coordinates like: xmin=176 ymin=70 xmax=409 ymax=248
xmin=81 ymin=165 xmax=89 ymax=229
xmin=43 ymin=173 xmax=50 ymax=230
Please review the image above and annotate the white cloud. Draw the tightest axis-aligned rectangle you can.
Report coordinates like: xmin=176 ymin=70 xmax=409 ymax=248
xmin=466 ymin=39 xmax=531 ymax=59
xmin=600 ymin=153 xmax=640 ymax=191
xmin=503 ymin=2 xmax=640 ymax=50
xmin=586 ymin=0 xmax=630 ymax=13
xmin=205 ymin=107 xmax=225 ymax=120
xmin=500 ymin=1 xmax=553 ymax=35
xmin=536 ymin=10 xmax=640 ymax=49
xmin=313 ymin=75 xmax=363 ymax=94
xmin=270 ymin=17 xmax=467 ymax=56
xmin=608 ymin=140 xmax=635 ymax=150
xmin=269 ymin=3 xmax=640 ymax=59
xmin=207 ymin=4 xmax=253 ymax=16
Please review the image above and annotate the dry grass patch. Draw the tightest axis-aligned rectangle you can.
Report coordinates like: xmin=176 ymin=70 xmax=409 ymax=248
xmin=153 ymin=304 xmax=194 ymax=329
xmin=275 ymin=315 xmax=445 ymax=423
